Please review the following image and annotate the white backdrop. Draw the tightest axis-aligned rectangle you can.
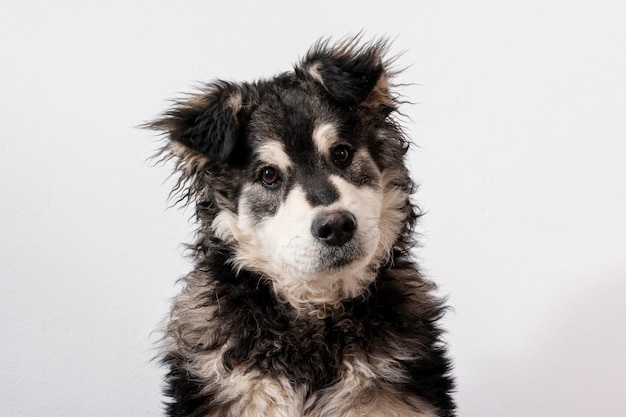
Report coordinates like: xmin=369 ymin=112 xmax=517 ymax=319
xmin=1 ymin=1 xmax=625 ymax=416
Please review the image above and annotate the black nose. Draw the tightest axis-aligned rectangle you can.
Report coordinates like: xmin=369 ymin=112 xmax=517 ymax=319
xmin=311 ymin=211 xmax=357 ymax=246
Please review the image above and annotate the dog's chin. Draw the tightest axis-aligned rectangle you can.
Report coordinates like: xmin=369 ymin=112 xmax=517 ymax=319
xmin=270 ymin=249 xmax=378 ymax=310
xmin=288 ymin=247 xmax=373 ymax=278
xmin=315 ymin=253 xmax=363 ymax=273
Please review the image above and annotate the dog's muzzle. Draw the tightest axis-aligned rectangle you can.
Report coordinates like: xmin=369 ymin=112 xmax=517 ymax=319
xmin=311 ymin=210 xmax=357 ymax=246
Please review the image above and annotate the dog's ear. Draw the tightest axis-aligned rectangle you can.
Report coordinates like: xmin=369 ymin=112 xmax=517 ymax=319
xmin=148 ymin=81 xmax=246 ymax=162
xmin=297 ymin=38 xmax=392 ymax=108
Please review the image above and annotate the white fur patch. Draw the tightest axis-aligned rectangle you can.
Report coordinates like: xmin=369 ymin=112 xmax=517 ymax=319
xmin=255 ymin=141 xmax=292 ymax=172
xmin=312 ymin=122 xmax=339 ymax=156
xmin=258 ymin=177 xmax=381 ymax=310
xmin=186 ymin=345 xmax=305 ymax=417
xmin=215 ymin=369 xmax=304 ymax=417
xmin=213 ymin=170 xmax=384 ymax=313
xmin=305 ymin=355 xmax=437 ymax=417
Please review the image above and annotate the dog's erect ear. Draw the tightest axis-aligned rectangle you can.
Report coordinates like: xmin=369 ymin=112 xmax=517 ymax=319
xmin=297 ymin=37 xmax=391 ymax=107
xmin=148 ymin=81 xmax=246 ymax=162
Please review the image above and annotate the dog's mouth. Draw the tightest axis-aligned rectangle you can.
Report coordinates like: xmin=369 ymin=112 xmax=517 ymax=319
xmin=312 ymin=243 xmax=369 ymax=272
xmin=319 ymin=255 xmax=357 ymax=272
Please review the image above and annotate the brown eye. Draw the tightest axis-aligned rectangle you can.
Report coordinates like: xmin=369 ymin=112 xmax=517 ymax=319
xmin=259 ymin=166 xmax=281 ymax=188
xmin=332 ymin=145 xmax=353 ymax=168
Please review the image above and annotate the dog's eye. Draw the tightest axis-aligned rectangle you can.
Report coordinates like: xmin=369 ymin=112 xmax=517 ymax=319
xmin=259 ymin=166 xmax=281 ymax=188
xmin=331 ymin=145 xmax=353 ymax=168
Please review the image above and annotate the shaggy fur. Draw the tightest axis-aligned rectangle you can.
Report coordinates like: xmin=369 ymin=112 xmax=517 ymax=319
xmin=148 ymin=36 xmax=455 ymax=417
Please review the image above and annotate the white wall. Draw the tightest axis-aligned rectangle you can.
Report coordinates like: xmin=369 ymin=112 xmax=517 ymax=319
xmin=1 ymin=1 xmax=625 ymax=416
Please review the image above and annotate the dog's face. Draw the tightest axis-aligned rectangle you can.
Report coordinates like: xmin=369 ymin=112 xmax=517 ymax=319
xmin=218 ymin=91 xmax=388 ymax=305
xmin=151 ymin=39 xmax=413 ymax=310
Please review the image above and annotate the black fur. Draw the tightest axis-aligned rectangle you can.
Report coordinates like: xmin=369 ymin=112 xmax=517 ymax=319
xmin=296 ymin=38 xmax=385 ymax=105
xmin=150 ymin=81 xmax=247 ymax=161
xmin=149 ymin=36 xmax=455 ymax=416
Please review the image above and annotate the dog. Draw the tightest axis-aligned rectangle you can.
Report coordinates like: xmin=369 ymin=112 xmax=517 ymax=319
xmin=148 ymin=37 xmax=455 ymax=417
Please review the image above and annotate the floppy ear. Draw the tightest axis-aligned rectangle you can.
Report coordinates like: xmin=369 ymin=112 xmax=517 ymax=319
xmin=297 ymin=38 xmax=390 ymax=107
xmin=148 ymin=81 xmax=245 ymax=162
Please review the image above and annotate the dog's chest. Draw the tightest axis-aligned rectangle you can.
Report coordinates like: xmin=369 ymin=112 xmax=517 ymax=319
xmin=225 ymin=307 xmax=373 ymax=388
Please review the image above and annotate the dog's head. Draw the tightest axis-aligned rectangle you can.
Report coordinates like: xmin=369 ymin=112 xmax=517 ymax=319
xmin=149 ymin=38 xmax=417 ymax=311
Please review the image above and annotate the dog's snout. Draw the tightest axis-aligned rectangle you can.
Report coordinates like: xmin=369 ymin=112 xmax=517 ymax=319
xmin=311 ymin=211 xmax=357 ymax=246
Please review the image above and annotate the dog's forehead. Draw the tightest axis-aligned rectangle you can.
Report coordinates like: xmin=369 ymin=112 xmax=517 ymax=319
xmin=252 ymin=86 xmax=322 ymax=128
xmin=248 ymin=84 xmax=344 ymax=156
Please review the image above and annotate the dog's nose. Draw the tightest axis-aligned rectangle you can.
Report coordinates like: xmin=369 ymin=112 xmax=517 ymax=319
xmin=311 ymin=211 xmax=357 ymax=246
